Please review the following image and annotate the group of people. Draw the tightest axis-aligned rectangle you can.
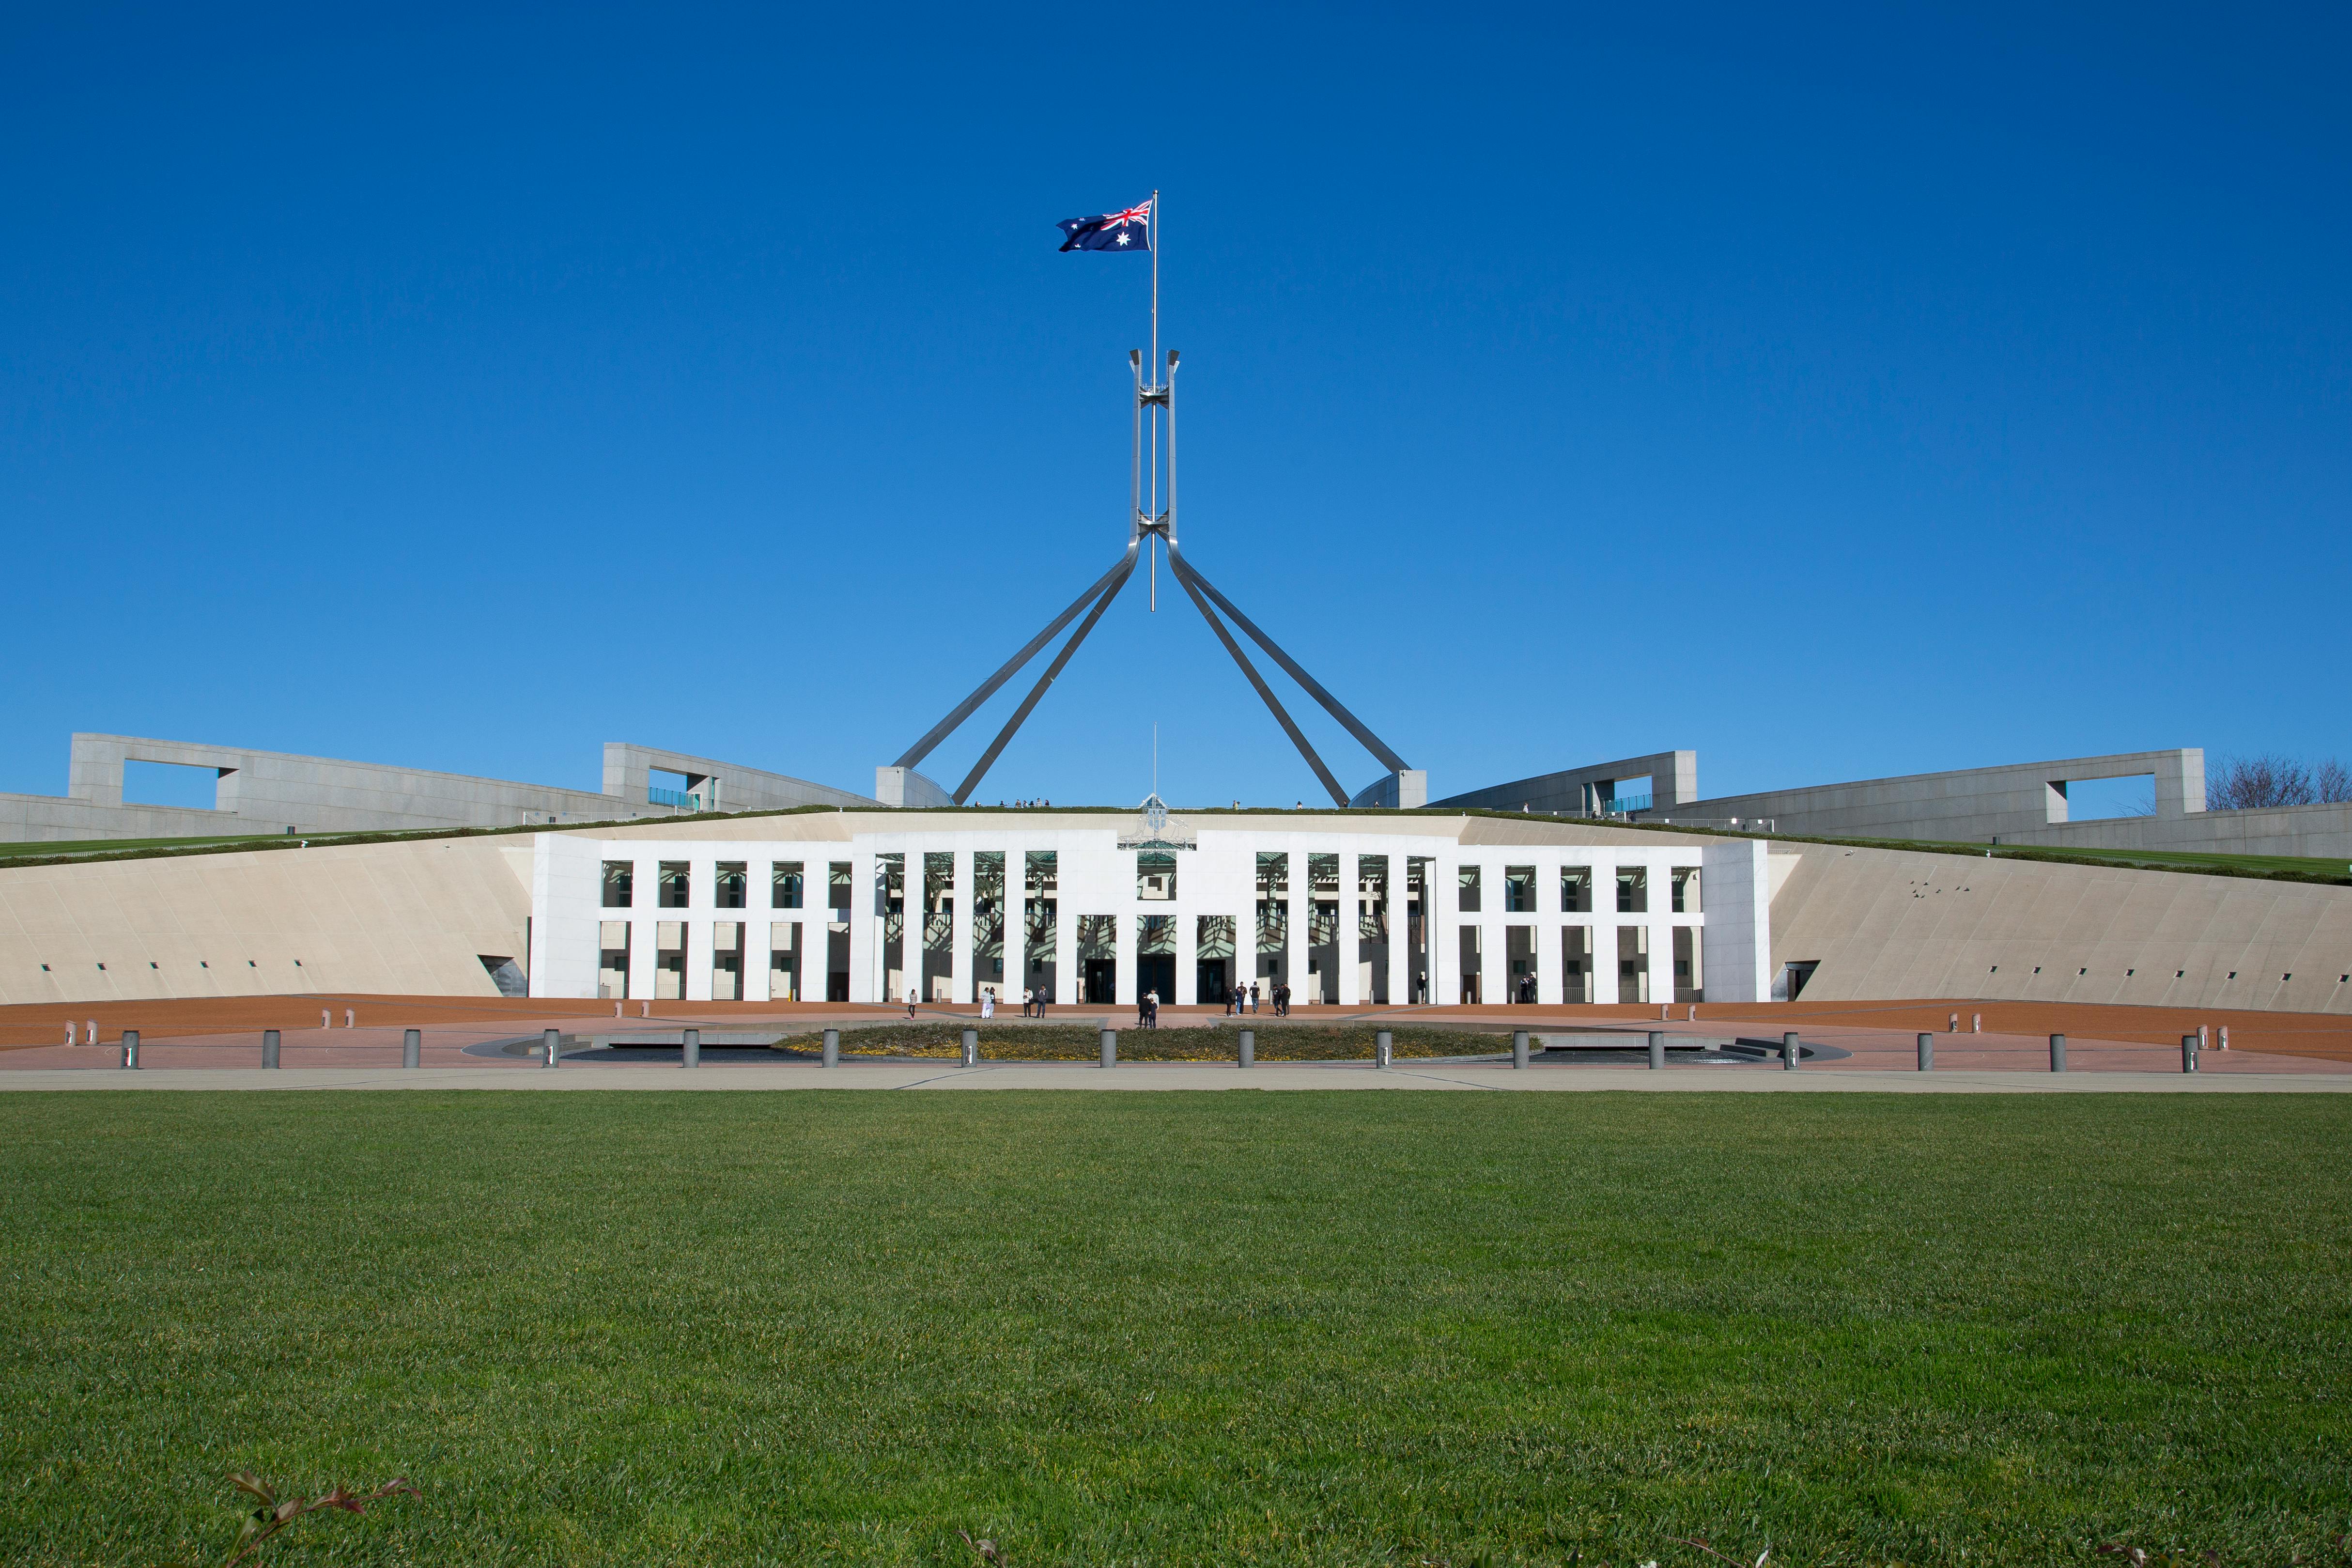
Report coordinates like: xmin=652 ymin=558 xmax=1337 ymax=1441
xmin=997 ymin=797 xmax=1052 ymax=808
xmin=1019 ymin=986 xmax=1051 ymax=1017
xmin=1222 ymin=982 xmax=1292 ymax=1017
xmin=1137 ymin=990 xmax=1160 ymax=1028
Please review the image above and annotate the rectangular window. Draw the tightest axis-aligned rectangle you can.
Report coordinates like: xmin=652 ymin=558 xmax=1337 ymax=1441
xmin=1561 ymin=866 xmax=1592 ymax=913
xmin=1458 ymin=925 xmax=1483 ymax=1003
xmin=1256 ymin=852 xmax=1289 ymax=896
xmin=1457 ymin=865 xmax=1482 ymax=913
xmin=1616 ymin=867 xmax=1647 ymax=914
xmin=1672 ymin=926 xmax=1702 ymax=1003
xmin=1025 ymin=851 xmax=1060 ymax=1001
xmin=772 ymin=861 xmax=804 ymax=910
xmin=1137 ymin=850 xmax=1177 ymax=901
xmin=1671 ymin=867 xmax=1701 ymax=914
xmin=715 ymin=861 xmax=747 ymax=909
xmin=974 ymin=851 xmax=1006 ymax=989
xmin=828 ymin=861 xmax=853 ymax=916
xmin=769 ymin=922 xmax=801 ymax=1001
xmin=602 ymin=861 xmax=634 ymax=909
xmin=712 ymin=920 xmax=743 ymax=1000
xmin=659 ymin=861 xmax=691 ymax=908
xmin=1561 ymin=926 xmax=1591 ymax=1004
xmin=1617 ymin=924 xmax=1650 ymax=1002
xmin=598 ymin=920 xmax=629 ymax=999
xmin=655 ymin=920 xmax=686 ymax=999
xmin=1503 ymin=865 xmax=1535 ymax=913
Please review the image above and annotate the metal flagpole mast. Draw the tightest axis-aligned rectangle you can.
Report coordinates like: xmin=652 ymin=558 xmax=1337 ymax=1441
xmin=1149 ymin=189 xmax=1160 ymax=609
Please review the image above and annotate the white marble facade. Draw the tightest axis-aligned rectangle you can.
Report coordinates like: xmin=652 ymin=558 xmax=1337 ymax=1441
xmin=529 ymin=822 xmax=1771 ymax=1007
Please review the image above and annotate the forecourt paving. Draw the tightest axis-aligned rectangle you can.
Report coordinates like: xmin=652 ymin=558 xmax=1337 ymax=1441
xmin=5 ymin=1063 xmax=2349 ymax=1093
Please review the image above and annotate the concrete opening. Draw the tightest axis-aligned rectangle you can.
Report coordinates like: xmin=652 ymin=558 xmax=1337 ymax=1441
xmin=716 ymin=861 xmax=747 ymax=909
xmin=1078 ymin=915 xmax=1117 ymax=1004
xmin=1774 ymin=960 xmax=1819 ymax=1001
xmin=122 ymin=759 xmax=223 ymax=811
xmin=1197 ymin=914 xmax=1235 ymax=1004
xmin=1506 ymin=924 xmax=1536 ymax=1002
xmin=1357 ymin=854 xmax=1390 ymax=1005
xmin=602 ymin=861 xmax=634 ymax=909
xmin=480 ymin=954 xmax=527 ymax=997
xmin=655 ymin=921 xmax=685 ymax=999
xmin=1025 ymin=851 xmax=1059 ymax=1001
xmin=712 ymin=920 xmax=743 ymax=1000
xmin=2056 ymin=774 xmax=2156 ymax=822
xmin=1503 ymin=865 xmax=1536 ymax=913
xmin=1137 ymin=851 xmax=1176 ymax=901
xmin=1457 ymin=865 xmax=1482 ymax=913
xmin=1672 ymin=926 xmax=1702 ymax=1003
xmin=772 ymin=861 xmax=803 ymax=910
xmin=1617 ymin=925 xmax=1650 ymax=1003
xmin=1256 ymin=853 xmax=1289 ymax=994
xmin=1458 ymin=926 xmax=1483 ymax=1003
xmin=921 ymin=851 xmax=954 ymax=1002
xmin=879 ymin=854 xmax=906 ymax=1003
xmin=1671 ymin=866 xmax=1701 ymax=913
xmin=826 ymin=861 xmax=853 ymax=1001
xmin=1406 ymin=856 xmax=1432 ymax=1002
xmin=1616 ymin=867 xmax=1647 ymax=914
xmin=658 ymin=862 xmax=690 ymax=908
xmin=1136 ymin=915 xmax=1176 ymax=1004
xmin=1561 ymin=865 xmax=1593 ymax=913
xmin=974 ymin=851 xmax=1006 ymax=998
xmin=1308 ymin=853 xmax=1339 ymax=1003
xmin=769 ymin=921 xmax=801 ymax=1000
xmin=598 ymin=921 xmax=629 ymax=999
xmin=1561 ymin=926 xmax=1592 ymax=1003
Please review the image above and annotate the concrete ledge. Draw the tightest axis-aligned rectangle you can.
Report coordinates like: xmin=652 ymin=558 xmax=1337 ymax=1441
xmin=6 ymin=1065 xmax=2348 ymax=1093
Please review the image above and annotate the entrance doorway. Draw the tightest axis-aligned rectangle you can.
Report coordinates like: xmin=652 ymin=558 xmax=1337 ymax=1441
xmin=1196 ymin=959 xmax=1229 ymax=1004
xmin=1137 ymin=954 xmax=1176 ymax=1004
xmin=1083 ymin=958 xmax=1117 ymax=1004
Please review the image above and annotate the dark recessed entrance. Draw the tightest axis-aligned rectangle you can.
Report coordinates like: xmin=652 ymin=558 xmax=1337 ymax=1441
xmin=1137 ymin=954 xmax=1176 ymax=1003
xmin=1083 ymin=958 xmax=1117 ymax=1004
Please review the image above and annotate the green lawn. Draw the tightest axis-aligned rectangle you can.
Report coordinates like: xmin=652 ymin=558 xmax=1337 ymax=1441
xmin=2 ymin=1094 xmax=2347 ymax=1567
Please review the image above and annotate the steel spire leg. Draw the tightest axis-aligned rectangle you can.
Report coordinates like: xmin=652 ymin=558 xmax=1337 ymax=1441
xmin=896 ymin=547 xmax=1140 ymax=771
xmin=1170 ymin=560 xmax=1347 ymax=806
xmin=1169 ymin=544 xmax=1409 ymax=774
xmin=951 ymin=543 xmax=1140 ymax=803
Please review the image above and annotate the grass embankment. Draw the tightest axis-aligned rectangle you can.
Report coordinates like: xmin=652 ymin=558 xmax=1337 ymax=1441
xmin=800 ymin=1021 xmax=1504 ymax=1060
xmin=3 ymin=1095 xmax=2349 ymax=1567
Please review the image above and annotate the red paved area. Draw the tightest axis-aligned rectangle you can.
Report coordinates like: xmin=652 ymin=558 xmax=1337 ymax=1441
xmin=4 ymin=994 xmax=2346 ymax=1075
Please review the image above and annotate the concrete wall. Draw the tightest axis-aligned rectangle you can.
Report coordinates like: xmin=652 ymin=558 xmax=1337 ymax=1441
xmin=1647 ymin=749 xmax=2205 ymax=841
xmin=1766 ymin=838 xmax=2352 ymax=1015
xmin=0 ymin=733 xmax=870 ymax=844
xmin=1991 ymin=799 xmax=2352 ymax=861
xmin=0 ymin=836 xmax=532 ymax=1006
xmin=1435 ymin=751 xmax=1697 ymax=815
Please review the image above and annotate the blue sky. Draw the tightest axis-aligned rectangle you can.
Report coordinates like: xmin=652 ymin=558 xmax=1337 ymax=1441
xmin=4 ymin=3 xmax=2346 ymax=814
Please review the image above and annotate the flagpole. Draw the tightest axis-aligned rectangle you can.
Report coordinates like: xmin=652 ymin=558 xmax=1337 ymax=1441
xmin=1148 ymin=189 xmax=1160 ymax=611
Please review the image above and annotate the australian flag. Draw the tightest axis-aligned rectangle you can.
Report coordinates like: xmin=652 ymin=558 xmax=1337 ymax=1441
xmin=1057 ymin=198 xmax=1153 ymax=252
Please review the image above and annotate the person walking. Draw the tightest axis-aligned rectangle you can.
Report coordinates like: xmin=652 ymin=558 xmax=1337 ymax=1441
xmin=905 ymin=985 xmax=918 ymax=1019
xmin=1249 ymin=980 xmax=1261 ymax=1014
xmin=980 ymin=988 xmax=995 ymax=1020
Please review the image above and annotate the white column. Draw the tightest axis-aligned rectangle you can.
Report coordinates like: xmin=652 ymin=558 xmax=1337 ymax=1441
xmin=1175 ymin=906 xmax=1198 ymax=1006
xmin=1481 ymin=916 xmax=1505 ymax=1009
xmin=848 ymin=850 xmax=877 ymax=1004
xmin=950 ymin=848 xmax=974 ymax=1003
xmin=1386 ymin=859 xmax=1409 ymax=1006
xmin=1114 ymin=914 xmax=1134 ymax=1008
xmin=1431 ymin=852 xmax=1459 ymax=1005
xmin=1053 ymin=897 xmax=1075 ymax=1004
xmin=746 ymin=919 xmax=773 ymax=1002
xmin=1235 ymin=875 xmax=1258 ymax=1006
xmin=1337 ymin=854 xmax=1362 ymax=1006
xmin=684 ymin=919 xmax=712 ymax=1002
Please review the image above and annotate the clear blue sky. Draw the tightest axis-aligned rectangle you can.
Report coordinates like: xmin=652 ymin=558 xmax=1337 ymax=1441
xmin=5 ymin=3 xmax=2346 ymax=814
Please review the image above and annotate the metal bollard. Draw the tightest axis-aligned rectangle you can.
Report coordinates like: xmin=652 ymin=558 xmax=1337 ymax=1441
xmin=640 ymin=1001 xmax=650 ymax=1018
xmin=122 ymin=1030 xmax=139 ymax=1070
xmin=403 ymin=1028 xmax=420 ymax=1068
xmin=821 ymin=1028 xmax=839 ymax=1068
xmin=261 ymin=1029 xmax=280 ymax=1070
xmin=1949 ymin=1011 xmax=1959 ymax=1032
xmin=2049 ymin=1033 xmax=2067 ymax=1072
xmin=1099 ymin=1029 xmax=1116 ymax=1068
xmin=321 ymin=1009 xmax=330 ymax=1029
xmin=1376 ymin=1029 xmax=1393 ymax=1069
xmin=2182 ymin=1033 xmax=2199 ymax=1074
xmin=85 ymin=1018 xmax=97 ymax=1045
xmin=543 ymin=1027 xmax=560 ymax=1068
xmin=1972 ymin=1012 xmax=1981 ymax=1033
xmin=1512 ymin=1029 xmax=1530 ymax=1069
xmin=961 ymin=1027 xmax=977 ymax=1068
xmin=1918 ymin=1032 xmax=1934 ymax=1071
xmin=345 ymin=1008 xmax=356 ymax=1028
xmin=682 ymin=1028 xmax=700 ymax=1069
xmin=1648 ymin=1031 xmax=1665 ymax=1070
xmin=2219 ymin=1025 xmax=2230 ymax=1051
xmin=614 ymin=1002 xmax=622 ymax=1018
xmin=1238 ymin=1028 xmax=1253 ymax=1069
xmin=1782 ymin=1031 xmax=1801 ymax=1070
